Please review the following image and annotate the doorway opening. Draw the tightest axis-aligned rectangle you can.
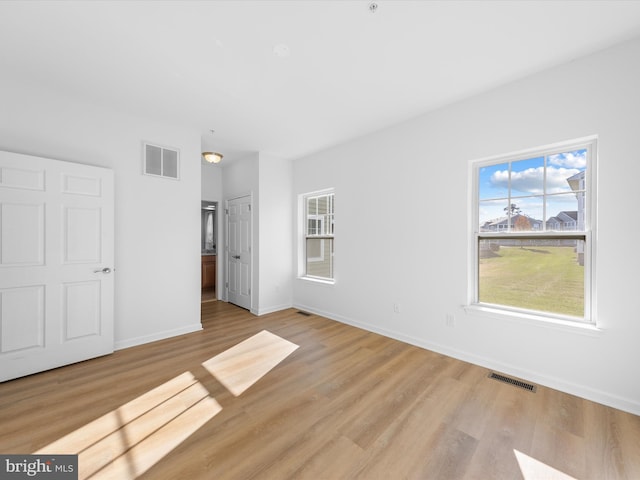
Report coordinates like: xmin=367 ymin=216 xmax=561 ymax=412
xmin=201 ymin=200 xmax=218 ymax=303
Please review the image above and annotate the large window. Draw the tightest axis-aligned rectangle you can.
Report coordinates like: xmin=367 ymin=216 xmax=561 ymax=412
xmin=303 ymin=190 xmax=334 ymax=281
xmin=472 ymin=138 xmax=596 ymax=323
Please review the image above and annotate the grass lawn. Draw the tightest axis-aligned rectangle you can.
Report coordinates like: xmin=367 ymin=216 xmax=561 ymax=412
xmin=479 ymin=245 xmax=584 ymax=317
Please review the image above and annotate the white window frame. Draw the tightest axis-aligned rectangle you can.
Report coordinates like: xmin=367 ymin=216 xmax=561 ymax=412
xmin=306 ymin=215 xmax=326 ymax=261
xmin=300 ymin=189 xmax=335 ymax=283
xmin=469 ymin=137 xmax=597 ymax=326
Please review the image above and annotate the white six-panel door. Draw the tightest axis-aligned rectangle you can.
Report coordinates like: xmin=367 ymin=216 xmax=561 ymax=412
xmin=227 ymin=196 xmax=251 ymax=310
xmin=0 ymin=151 xmax=114 ymax=382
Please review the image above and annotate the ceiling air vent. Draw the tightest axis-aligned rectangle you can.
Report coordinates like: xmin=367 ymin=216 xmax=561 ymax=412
xmin=488 ymin=372 xmax=537 ymax=392
xmin=143 ymin=142 xmax=179 ymax=180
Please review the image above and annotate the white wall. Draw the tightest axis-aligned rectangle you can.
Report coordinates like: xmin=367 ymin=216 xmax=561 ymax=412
xmin=0 ymin=78 xmax=202 ymax=349
xmin=258 ymin=153 xmax=293 ymax=314
xmin=220 ymin=152 xmax=293 ymax=314
xmin=202 ymin=162 xmax=223 ymax=202
xmin=292 ymin=37 xmax=640 ymax=415
xmin=202 ymin=162 xmax=224 ymax=299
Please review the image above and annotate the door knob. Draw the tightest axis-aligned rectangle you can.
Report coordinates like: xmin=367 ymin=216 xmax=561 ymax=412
xmin=94 ymin=267 xmax=112 ymax=274
xmin=232 ymin=255 xmax=240 ymax=259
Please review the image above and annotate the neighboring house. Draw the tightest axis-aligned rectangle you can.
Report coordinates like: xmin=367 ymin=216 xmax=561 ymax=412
xmin=567 ymin=170 xmax=587 ymax=265
xmin=567 ymin=170 xmax=586 ymax=231
xmin=480 ymin=214 xmax=543 ymax=232
xmin=546 ymin=211 xmax=578 ymax=230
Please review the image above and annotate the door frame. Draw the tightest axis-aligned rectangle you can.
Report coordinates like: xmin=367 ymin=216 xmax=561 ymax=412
xmin=201 ymin=199 xmax=219 ymax=301
xmin=224 ymin=193 xmax=253 ymax=311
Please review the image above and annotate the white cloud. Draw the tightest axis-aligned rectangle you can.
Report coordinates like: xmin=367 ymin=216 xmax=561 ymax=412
xmin=545 ymin=167 xmax=581 ymax=193
xmin=548 ymin=150 xmax=587 ymax=168
xmin=491 ymin=166 xmax=543 ymax=194
xmin=490 ymin=166 xmax=580 ymax=195
xmin=510 ymin=167 xmax=544 ymax=194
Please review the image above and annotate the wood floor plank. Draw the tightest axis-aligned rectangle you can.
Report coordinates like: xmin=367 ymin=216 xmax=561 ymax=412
xmin=352 ymin=379 xmax=468 ymax=479
xmin=531 ymin=421 xmax=586 ymax=479
xmin=0 ymin=301 xmax=638 ymax=479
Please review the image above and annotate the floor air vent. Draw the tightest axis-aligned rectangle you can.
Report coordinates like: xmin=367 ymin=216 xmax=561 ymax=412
xmin=488 ymin=372 xmax=537 ymax=392
xmin=297 ymin=310 xmax=312 ymax=317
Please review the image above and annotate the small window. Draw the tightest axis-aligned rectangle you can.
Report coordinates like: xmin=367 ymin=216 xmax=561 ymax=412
xmin=143 ymin=143 xmax=179 ymax=180
xmin=303 ymin=190 xmax=334 ymax=281
xmin=472 ymin=138 xmax=596 ymax=323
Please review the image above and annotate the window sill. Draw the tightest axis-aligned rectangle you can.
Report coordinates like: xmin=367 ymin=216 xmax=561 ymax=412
xmin=463 ymin=304 xmax=602 ymax=336
xmin=298 ymin=276 xmax=335 ymax=286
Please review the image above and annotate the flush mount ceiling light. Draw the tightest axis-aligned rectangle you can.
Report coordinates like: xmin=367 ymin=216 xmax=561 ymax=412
xmin=202 ymin=152 xmax=223 ymax=164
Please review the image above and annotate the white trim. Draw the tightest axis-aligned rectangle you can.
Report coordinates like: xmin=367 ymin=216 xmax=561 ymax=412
xmin=115 ymin=323 xmax=202 ymax=350
xmin=226 ymin=192 xmax=253 ymax=202
xmin=297 ymin=275 xmax=335 ymax=286
xmin=300 ymin=188 xmax=335 ymax=281
xmin=469 ymin=136 xmax=597 ymax=324
xmin=463 ymin=304 xmax=601 ymax=336
xmin=470 ymin=135 xmax=598 ymax=169
xmin=255 ymin=303 xmax=294 ymax=316
xmin=293 ymin=303 xmax=639 ymax=417
xmin=306 ymin=216 xmax=326 ymax=261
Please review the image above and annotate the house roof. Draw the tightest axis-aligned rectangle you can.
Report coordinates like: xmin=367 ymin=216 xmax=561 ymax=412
xmin=483 ymin=214 xmax=543 ymax=227
xmin=547 ymin=211 xmax=578 ymax=225
xmin=552 ymin=211 xmax=578 ymax=222
xmin=567 ymin=171 xmax=586 ymax=191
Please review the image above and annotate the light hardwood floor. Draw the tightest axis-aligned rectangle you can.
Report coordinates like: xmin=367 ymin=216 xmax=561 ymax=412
xmin=1 ymin=301 xmax=639 ymax=479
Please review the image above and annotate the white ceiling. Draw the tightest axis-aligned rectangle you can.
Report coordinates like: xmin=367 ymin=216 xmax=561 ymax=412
xmin=3 ymin=0 xmax=640 ymax=164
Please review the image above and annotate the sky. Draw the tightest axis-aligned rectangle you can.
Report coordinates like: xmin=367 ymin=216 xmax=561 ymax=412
xmin=478 ymin=149 xmax=586 ymax=227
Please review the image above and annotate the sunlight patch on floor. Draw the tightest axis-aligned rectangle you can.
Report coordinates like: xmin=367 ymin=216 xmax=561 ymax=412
xmin=34 ymin=330 xmax=298 ymax=479
xmin=36 ymin=372 xmax=222 ymax=479
xmin=514 ymin=449 xmax=578 ymax=480
xmin=202 ymin=330 xmax=299 ymax=396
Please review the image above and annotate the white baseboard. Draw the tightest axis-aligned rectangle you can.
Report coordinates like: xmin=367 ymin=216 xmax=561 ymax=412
xmin=255 ymin=303 xmax=293 ymax=316
xmin=293 ymin=303 xmax=640 ymax=417
xmin=115 ymin=323 xmax=203 ymax=351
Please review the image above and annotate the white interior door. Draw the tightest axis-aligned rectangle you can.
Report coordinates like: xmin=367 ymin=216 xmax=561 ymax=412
xmin=0 ymin=151 xmax=114 ymax=382
xmin=227 ymin=195 xmax=251 ymax=310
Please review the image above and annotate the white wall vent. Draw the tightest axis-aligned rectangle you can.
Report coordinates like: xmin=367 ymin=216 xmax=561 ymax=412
xmin=143 ymin=142 xmax=180 ymax=180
